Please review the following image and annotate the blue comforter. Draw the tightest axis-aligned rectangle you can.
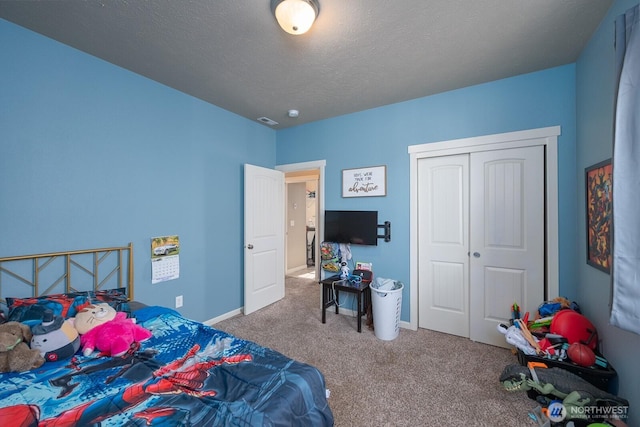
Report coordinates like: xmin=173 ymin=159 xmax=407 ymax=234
xmin=0 ymin=306 xmax=334 ymax=426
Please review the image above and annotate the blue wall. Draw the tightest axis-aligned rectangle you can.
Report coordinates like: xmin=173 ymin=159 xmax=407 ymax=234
xmin=277 ymin=65 xmax=578 ymax=320
xmin=0 ymin=21 xmax=578 ymax=325
xmin=0 ymin=19 xmax=276 ymax=322
xmin=576 ymin=0 xmax=639 ymax=421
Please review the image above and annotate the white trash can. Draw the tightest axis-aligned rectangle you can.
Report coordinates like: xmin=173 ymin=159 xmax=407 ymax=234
xmin=370 ymin=278 xmax=403 ymax=341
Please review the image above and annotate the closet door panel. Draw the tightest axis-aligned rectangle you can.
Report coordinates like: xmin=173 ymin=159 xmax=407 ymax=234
xmin=469 ymin=146 xmax=544 ymax=347
xmin=418 ymin=155 xmax=470 ymax=337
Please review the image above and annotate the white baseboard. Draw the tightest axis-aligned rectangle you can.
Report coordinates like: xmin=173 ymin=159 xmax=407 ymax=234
xmin=204 ymin=307 xmax=243 ymax=326
xmin=399 ymin=320 xmax=412 ymax=330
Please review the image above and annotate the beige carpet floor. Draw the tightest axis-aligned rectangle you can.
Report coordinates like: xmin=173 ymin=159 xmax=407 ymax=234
xmin=213 ymin=273 xmax=536 ymax=426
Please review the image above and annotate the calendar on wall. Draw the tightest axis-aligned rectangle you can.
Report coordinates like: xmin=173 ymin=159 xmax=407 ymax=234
xmin=151 ymin=235 xmax=180 ymax=284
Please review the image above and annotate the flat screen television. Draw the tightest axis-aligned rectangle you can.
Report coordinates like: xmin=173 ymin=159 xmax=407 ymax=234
xmin=324 ymin=210 xmax=378 ymax=246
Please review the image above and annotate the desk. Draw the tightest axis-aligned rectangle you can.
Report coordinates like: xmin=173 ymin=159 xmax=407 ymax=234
xmin=320 ymin=275 xmax=371 ymax=332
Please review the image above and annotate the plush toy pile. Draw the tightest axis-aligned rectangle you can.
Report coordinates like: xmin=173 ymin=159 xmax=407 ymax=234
xmin=0 ymin=302 xmax=152 ymax=374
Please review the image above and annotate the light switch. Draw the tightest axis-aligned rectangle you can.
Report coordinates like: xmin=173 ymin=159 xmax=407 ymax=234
xmin=290 ymin=220 xmax=295 ymax=227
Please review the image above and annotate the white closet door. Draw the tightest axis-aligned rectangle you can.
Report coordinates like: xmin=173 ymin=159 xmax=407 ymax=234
xmin=417 ymin=146 xmax=544 ymax=347
xmin=418 ymin=155 xmax=470 ymax=337
xmin=469 ymin=146 xmax=544 ymax=347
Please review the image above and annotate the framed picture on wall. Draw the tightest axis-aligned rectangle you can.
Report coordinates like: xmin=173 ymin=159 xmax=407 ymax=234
xmin=585 ymin=159 xmax=612 ymax=273
xmin=342 ymin=165 xmax=386 ymax=197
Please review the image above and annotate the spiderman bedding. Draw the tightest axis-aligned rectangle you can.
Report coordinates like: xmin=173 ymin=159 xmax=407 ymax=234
xmin=0 ymin=306 xmax=334 ymax=426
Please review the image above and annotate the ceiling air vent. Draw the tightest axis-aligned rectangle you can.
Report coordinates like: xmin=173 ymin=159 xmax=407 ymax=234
xmin=257 ymin=117 xmax=279 ymax=126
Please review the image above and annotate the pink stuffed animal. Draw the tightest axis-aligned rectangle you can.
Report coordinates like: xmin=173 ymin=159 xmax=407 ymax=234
xmin=74 ymin=303 xmax=152 ymax=357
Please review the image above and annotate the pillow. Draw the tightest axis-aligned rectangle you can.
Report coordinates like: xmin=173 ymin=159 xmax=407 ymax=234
xmin=6 ymin=293 xmax=92 ymax=324
xmin=6 ymin=288 xmax=131 ymax=323
xmin=88 ymin=288 xmax=131 ymax=316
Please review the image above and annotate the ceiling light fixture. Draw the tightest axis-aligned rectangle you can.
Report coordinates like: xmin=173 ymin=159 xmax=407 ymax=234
xmin=271 ymin=0 xmax=319 ymax=35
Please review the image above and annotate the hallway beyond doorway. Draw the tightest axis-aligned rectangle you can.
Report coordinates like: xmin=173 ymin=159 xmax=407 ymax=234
xmin=289 ymin=266 xmax=316 ymax=280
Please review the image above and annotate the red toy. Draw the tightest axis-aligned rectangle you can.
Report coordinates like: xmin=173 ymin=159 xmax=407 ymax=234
xmin=550 ymin=309 xmax=598 ymax=350
xmin=567 ymin=342 xmax=596 ymax=367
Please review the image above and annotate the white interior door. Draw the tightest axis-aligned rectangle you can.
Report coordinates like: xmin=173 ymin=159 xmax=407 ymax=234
xmin=418 ymin=155 xmax=470 ymax=337
xmin=469 ymin=146 xmax=544 ymax=347
xmin=244 ymin=164 xmax=285 ymax=315
xmin=417 ymin=146 xmax=544 ymax=347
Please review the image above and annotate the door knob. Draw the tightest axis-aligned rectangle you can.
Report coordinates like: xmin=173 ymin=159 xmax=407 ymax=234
xmin=473 ymin=252 xmax=480 ymax=258
xmin=247 ymin=244 xmax=254 ymax=250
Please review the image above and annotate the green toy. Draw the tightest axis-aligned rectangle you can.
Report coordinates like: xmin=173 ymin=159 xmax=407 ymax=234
xmin=500 ymin=364 xmax=628 ymax=422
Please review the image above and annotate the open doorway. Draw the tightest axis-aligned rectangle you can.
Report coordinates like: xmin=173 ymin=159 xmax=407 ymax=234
xmin=277 ymin=160 xmax=325 ymax=282
xmin=285 ymin=171 xmax=319 ymax=280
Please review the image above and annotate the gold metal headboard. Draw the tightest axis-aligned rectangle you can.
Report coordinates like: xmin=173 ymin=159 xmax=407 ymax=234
xmin=0 ymin=243 xmax=134 ymax=308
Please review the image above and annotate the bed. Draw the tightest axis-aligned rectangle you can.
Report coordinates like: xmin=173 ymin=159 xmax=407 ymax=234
xmin=0 ymin=243 xmax=334 ymax=426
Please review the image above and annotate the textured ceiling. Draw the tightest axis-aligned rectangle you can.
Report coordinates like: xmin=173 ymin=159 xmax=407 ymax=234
xmin=0 ymin=0 xmax=613 ymax=129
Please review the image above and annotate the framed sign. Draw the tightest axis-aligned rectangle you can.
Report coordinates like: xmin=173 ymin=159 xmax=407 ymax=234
xmin=585 ymin=159 xmax=612 ymax=273
xmin=342 ymin=165 xmax=386 ymax=197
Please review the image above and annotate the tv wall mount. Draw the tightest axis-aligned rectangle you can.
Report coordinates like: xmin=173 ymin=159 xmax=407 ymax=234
xmin=377 ymin=221 xmax=391 ymax=242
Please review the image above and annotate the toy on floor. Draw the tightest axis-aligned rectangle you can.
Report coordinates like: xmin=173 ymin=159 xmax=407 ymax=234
xmin=500 ymin=364 xmax=628 ymax=422
xmin=0 ymin=321 xmax=45 ymax=372
xmin=537 ymin=297 xmax=572 ymax=317
xmin=73 ymin=303 xmax=152 ymax=357
xmin=550 ymin=309 xmax=598 ymax=351
xmin=567 ymin=342 xmax=596 ymax=367
xmin=497 ymin=323 xmax=538 ymax=355
xmin=527 ymin=405 xmax=550 ymax=427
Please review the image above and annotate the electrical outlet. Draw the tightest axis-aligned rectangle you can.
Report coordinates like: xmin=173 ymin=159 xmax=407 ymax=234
xmin=175 ymin=295 xmax=183 ymax=308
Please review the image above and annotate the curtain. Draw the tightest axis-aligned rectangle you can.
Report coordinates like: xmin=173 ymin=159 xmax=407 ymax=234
xmin=610 ymin=4 xmax=640 ymax=335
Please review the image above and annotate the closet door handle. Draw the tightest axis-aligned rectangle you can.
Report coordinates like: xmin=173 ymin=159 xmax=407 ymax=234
xmin=473 ymin=252 xmax=480 ymax=258
xmin=247 ymin=244 xmax=254 ymax=250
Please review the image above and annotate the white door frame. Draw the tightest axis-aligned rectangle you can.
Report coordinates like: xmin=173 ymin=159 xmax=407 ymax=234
xmin=408 ymin=126 xmax=561 ymax=331
xmin=277 ymin=160 xmax=326 ymax=276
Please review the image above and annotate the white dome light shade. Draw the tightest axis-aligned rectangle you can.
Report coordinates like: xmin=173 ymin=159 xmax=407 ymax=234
xmin=273 ymin=0 xmax=318 ymax=35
